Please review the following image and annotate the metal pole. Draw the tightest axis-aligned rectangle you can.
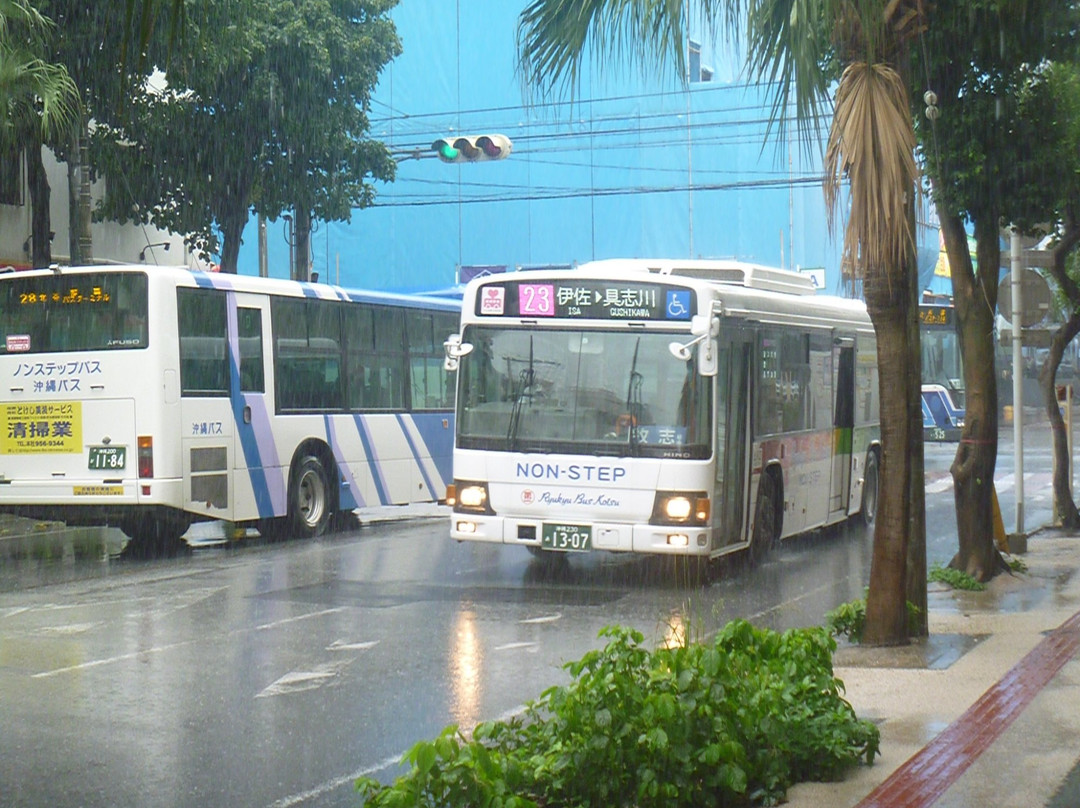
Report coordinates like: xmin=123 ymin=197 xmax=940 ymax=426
xmin=1011 ymin=228 xmax=1024 ymax=533
xmin=1069 ymin=385 xmax=1074 ymax=499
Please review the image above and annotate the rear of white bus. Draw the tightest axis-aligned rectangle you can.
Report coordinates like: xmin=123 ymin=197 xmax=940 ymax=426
xmin=446 ymin=275 xmax=717 ymax=558
xmin=0 ymin=266 xmax=187 ymax=549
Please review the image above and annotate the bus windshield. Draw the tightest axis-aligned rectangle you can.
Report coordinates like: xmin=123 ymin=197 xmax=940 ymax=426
xmin=456 ymin=325 xmax=711 ymax=458
xmin=0 ymin=271 xmax=149 ymax=354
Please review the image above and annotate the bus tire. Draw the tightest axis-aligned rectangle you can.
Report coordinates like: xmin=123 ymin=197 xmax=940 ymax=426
xmin=748 ymin=470 xmax=780 ymax=565
xmin=120 ymin=514 xmax=190 ymax=558
xmin=860 ymin=449 xmax=879 ymax=526
xmin=288 ymin=455 xmax=333 ymax=538
xmin=256 ymin=517 xmax=289 ymax=542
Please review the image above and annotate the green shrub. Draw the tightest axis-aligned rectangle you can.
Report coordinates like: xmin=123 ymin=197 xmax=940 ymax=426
xmin=826 ymin=595 xmax=922 ymax=644
xmin=928 ymin=562 xmax=986 ymax=591
xmin=825 ymin=598 xmax=867 ymax=643
xmin=1007 ymin=556 xmax=1028 ymax=573
xmin=356 ymin=621 xmax=879 ymax=808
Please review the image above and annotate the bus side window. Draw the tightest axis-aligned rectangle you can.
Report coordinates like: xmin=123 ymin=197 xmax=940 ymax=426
xmin=237 ymin=307 xmax=264 ymax=393
xmin=177 ymin=288 xmax=228 ymax=396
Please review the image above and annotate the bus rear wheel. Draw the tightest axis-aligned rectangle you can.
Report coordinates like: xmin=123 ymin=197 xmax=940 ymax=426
xmin=120 ymin=514 xmax=190 ymax=558
xmin=288 ymin=455 xmax=333 ymax=538
xmin=748 ymin=471 xmax=779 ymax=565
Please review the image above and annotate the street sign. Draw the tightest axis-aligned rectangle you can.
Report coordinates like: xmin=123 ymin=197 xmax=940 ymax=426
xmin=997 ymin=269 xmax=1052 ymax=328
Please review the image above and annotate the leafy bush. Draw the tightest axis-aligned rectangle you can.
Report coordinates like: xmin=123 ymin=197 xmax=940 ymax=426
xmin=825 ymin=597 xmax=868 ymax=643
xmin=356 ymin=621 xmax=879 ymax=808
xmin=928 ymin=562 xmax=986 ymax=591
xmin=1007 ymin=556 xmax=1028 ymax=573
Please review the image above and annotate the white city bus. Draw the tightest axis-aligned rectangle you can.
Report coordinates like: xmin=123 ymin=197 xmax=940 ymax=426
xmin=443 ymin=259 xmax=880 ymax=565
xmin=0 ymin=265 xmax=459 ymax=552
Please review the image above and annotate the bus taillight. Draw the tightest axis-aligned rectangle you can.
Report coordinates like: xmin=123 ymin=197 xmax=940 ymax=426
xmin=137 ymin=436 xmax=154 ymax=478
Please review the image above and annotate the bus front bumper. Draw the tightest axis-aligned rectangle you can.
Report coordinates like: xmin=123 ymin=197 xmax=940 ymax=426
xmin=450 ymin=514 xmax=713 ymax=556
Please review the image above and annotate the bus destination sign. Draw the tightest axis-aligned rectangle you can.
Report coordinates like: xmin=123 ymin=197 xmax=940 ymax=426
xmin=476 ymin=280 xmax=695 ymax=321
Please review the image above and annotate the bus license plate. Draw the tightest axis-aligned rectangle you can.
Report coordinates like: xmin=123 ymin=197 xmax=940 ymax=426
xmin=541 ymin=523 xmax=592 ymax=552
xmin=88 ymin=446 xmax=126 ymax=470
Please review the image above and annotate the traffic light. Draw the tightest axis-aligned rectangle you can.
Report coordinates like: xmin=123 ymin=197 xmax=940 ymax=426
xmin=432 ymin=134 xmax=512 ymax=163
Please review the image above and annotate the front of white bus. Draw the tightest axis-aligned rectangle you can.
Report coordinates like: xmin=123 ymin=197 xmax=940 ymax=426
xmin=446 ymin=272 xmax=717 ymax=558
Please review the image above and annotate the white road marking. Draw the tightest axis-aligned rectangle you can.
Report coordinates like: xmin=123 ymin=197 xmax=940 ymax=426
xmin=256 ymin=659 xmax=354 ymax=698
xmin=518 ymin=613 xmax=561 ymax=624
xmin=29 ymin=607 xmax=345 ymax=678
xmin=32 ymin=638 xmax=201 ymax=678
xmin=493 ymin=641 xmax=539 ymax=651
xmin=327 ymin=639 xmax=378 ymax=651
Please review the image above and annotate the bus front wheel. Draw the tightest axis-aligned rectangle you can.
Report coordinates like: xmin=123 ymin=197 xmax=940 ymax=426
xmin=748 ymin=471 xmax=780 ymax=565
xmin=860 ymin=450 xmax=879 ymax=526
xmin=288 ymin=455 xmax=332 ymax=538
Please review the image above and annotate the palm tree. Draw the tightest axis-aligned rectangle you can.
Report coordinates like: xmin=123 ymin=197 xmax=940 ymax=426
xmin=0 ymin=0 xmax=78 ymax=267
xmin=517 ymin=0 xmax=928 ymax=645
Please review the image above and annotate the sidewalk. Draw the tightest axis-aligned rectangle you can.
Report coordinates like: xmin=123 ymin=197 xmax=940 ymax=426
xmin=787 ymin=529 xmax=1080 ymax=808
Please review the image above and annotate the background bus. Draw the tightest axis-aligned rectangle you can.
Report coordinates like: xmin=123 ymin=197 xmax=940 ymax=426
xmin=0 ymin=265 xmax=459 ymax=553
xmin=444 ymin=259 xmax=880 ymax=566
xmin=919 ymin=302 xmax=966 ymax=440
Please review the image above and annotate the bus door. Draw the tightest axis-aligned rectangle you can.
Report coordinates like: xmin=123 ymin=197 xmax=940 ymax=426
xmin=228 ymin=293 xmax=283 ymax=523
xmin=178 ymin=285 xmax=236 ymax=523
xmin=713 ymin=335 xmax=752 ymax=548
xmin=830 ymin=338 xmax=856 ymax=517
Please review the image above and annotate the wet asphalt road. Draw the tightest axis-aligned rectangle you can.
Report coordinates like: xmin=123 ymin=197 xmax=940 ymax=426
xmin=0 ymin=427 xmax=1061 ymax=808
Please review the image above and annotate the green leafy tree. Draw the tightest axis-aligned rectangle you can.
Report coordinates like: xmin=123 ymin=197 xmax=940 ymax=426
xmin=92 ymin=0 xmax=400 ymax=273
xmin=517 ymin=0 xmax=927 ymax=645
xmin=913 ymin=0 xmax=1078 ymax=577
xmin=1015 ymin=62 xmax=1080 ymax=529
xmin=0 ymin=0 xmax=78 ymax=267
xmin=37 ymin=0 xmax=135 ymax=265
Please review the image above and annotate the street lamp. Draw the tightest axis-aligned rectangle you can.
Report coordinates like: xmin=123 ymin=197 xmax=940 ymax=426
xmin=139 ymin=242 xmax=170 ymax=261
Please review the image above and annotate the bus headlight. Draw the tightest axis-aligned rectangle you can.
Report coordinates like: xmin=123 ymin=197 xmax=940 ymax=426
xmin=453 ymin=480 xmax=494 ymax=514
xmin=650 ymin=492 xmax=709 ymax=526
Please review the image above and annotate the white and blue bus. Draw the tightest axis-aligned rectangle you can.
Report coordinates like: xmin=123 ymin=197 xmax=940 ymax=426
xmin=0 ymin=265 xmax=458 ymax=552
xmin=444 ymin=259 xmax=880 ymax=565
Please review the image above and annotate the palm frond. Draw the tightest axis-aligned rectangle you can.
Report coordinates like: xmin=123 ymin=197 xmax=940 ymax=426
xmin=517 ymin=0 xmax=688 ymax=103
xmin=824 ymin=61 xmax=917 ymax=282
xmin=743 ymin=0 xmax=835 ymax=156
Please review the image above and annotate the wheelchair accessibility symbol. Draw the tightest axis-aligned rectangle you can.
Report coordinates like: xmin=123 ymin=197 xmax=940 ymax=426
xmin=666 ymin=290 xmax=691 ymax=320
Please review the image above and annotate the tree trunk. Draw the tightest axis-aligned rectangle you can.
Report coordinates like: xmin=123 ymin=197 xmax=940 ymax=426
xmin=862 ymin=267 xmax=913 ymax=646
xmin=293 ymin=206 xmax=312 ymax=281
xmin=218 ymin=216 xmax=243 ymax=273
xmin=1039 ymin=214 xmax=1080 ymax=529
xmin=26 ymin=138 xmax=52 ymax=268
xmin=942 ymin=212 xmax=1006 ymax=581
xmin=217 ymin=196 xmax=247 ymax=273
xmin=1039 ymin=313 xmax=1080 ymax=528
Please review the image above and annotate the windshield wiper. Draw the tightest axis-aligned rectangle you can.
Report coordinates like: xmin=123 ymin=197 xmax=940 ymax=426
xmin=625 ymin=337 xmax=642 ymax=455
xmin=506 ymin=335 xmax=534 ymax=450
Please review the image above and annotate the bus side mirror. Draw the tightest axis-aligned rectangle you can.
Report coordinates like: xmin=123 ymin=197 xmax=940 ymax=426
xmin=697 ymin=322 xmax=718 ymax=376
xmin=443 ymin=334 xmax=473 ymax=371
xmin=667 ymin=315 xmax=719 ymax=376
